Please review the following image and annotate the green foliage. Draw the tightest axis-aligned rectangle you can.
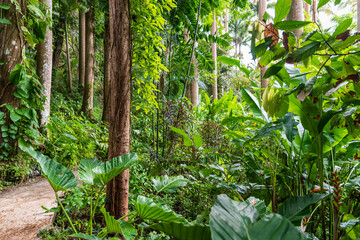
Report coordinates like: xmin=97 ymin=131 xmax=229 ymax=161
xmin=151 ymin=175 xmax=189 ymax=193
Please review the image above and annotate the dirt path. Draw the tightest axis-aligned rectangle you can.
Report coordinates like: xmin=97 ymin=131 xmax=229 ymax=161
xmin=0 ymin=178 xmax=59 ymax=240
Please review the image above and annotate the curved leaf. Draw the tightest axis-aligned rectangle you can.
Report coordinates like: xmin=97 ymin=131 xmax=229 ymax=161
xmin=152 ymin=175 xmax=189 ymax=193
xmin=209 ymin=195 xmax=306 ymax=240
xmin=93 ymin=153 xmax=138 ymax=185
xmin=241 ymin=88 xmax=267 ymax=120
xmin=101 ymin=208 xmax=137 ymax=240
xmin=134 ymin=196 xmax=186 ymax=222
xmin=248 ymin=213 xmax=306 ymax=240
xmin=209 ymin=194 xmax=259 ymax=240
xmin=19 ymin=139 xmax=77 ymax=192
xmin=149 ymin=222 xmax=211 ymax=240
xmin=278 ymin=193 xmax=329 ymax=224
xmin=79 ymin=158 xmax=103 ymax=185
xmin=274 ymin=20 xmax=312 ymax=31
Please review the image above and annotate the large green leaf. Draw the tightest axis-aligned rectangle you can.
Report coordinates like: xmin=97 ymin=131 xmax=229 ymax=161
xmin=149 ymin=222 xmax=211 ymax=240
xmin=152 ymin=175 xmax=189 ymax=193
xmin=274 ymin=0 xmax=292 ymax=23
xmin=217 ymin=56 xmax=240 ymax=67
xmin=170 ymin=126 xmax=192 ymax=146
xmin=134 ymin=196 xmax=186 ymax=222
xmin=291 ymin=42 xmax=321 ymax=62
xmin=19 ymin=139 xmax=77 ymax=192
xmin=78 ymin=158 xmax=103 ymax=185
xmin=247 ymin=213 xmax=306 ymax=240
xmin=93 ymin=153 xmax=138 ymax=185
xmin=241 ymin=88 xmax=267 ymax=120
xmin=263 ymin=60 xmax=285 ymax=79
xmin=101 ymin=208 xmax=137 ymax=240
xmin=209 ymin=194 xmax=259 ymax=240
xmin=274 ymin=20 xmax=311 ymax=31
xmin=209 ymin=195 xmax=306 ymax=240
xmin=318 ymin=0 xmax=331 ymax=9
xmin=278 ymin=193 xmax=329 ymax=224
xmin=0 ymin=17 xmax=11 ymax=24
xmin=333 ymin=18 xmax=352 ymax=37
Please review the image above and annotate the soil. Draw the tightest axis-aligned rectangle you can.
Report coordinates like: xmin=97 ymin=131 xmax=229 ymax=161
xmin=0 ymin=178 xmax=59 ymax=240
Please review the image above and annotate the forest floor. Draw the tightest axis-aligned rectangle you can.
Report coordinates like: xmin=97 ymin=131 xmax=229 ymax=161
xmin=0 ymin=178 xmax=59 ymax=240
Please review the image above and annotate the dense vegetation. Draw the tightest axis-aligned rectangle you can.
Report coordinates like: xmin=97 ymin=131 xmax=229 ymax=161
xmin=1 ymin=0 xmax=360 ymax=239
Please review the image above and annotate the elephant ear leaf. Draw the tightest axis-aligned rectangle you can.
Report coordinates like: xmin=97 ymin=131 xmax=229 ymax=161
xmin=149 ymin=222 xmax=211 ymax=240
xmin=19 ymin=138 xmax=77 ymax=192
xmin=210 ymin=194 xmax=306 ymax=240
xmin=151 ymin=175 xmax=189 ymax=193
xmin=210 ymin=194 xmax=259 ymax=240
xmin=134 ymin=196 xmax=186 ymax=222
xmin=101 ymin=208 xmax=137 ymax=240
xmin=78 ymin=158 xmax=103 ymax=185
xmin=93 ymin=153 xmax=138 ymax=185
xmin=247 ymin=213 xmax=307 ymax=240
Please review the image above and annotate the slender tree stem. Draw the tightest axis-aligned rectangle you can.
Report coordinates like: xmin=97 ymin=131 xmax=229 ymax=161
xmin=182 ymin=0 xmax=202 ymax=97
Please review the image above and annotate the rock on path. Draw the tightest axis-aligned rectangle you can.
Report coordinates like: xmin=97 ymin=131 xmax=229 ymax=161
xmin=0 ymin=179 xmax=58 ymax=240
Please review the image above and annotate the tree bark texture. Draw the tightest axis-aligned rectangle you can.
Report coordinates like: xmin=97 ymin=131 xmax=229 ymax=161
xmin=0 ymin=0 xmax=25 ymax=108
xmin=287 ymin=0 xmax=304 ymax=39
xmin=36 ymin=0 xmax=53 ymax=127
xmin=79 ymin=11 xmax=86 ymax=87
xmin=312 ymin=0 xmax=317 ymax=23
xmin=225 ymin=9 xmax=228 ymax=34
xmin=0 ymin=0 xmax=25 ymax=151
xmin=81 ymin=7 xmax=95 ymax=117
xmin=304 ymin=1 xmax=310 ymax=17
xmin=191 ymin=57 xmax=199 ymax=106
xmin=102 ymin=12 xmax=111 ymax=122
xmin=357 ymin=0 xmax=360 ymax=32
xmin=184 ymin=28 xmax=192 ymax=100
xmin=258 ymin=0 xmax=266 ymax=22
xmin=211 ymin=9 xmax=217 ymax=100
xmin=52 ymin=17 xmax=65 ymax=73
xmin=258 ymin=0 xmax=268 ymax=90
xmin=106 ymin=0 xmax=132 ymax=219
xmin=65 ymin=17 xmax=72 ymax=93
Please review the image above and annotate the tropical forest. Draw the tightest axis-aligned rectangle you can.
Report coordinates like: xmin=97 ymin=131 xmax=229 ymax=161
xmin=0 ymin=0 xmax=360 ymax=239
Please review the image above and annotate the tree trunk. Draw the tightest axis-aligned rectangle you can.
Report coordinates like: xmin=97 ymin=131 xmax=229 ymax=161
xmin=259 ymin=0 xmax=268 ymax=91
xmin=36 ymin=0 xmax=53 ymax=127
xmin=312 ymin=0 xmax=317 ymax=23
xmin=287 ymin=0 xmax=304 ymax=39
xmin=211 ymin=9 xmax=217 ymax=100
xmin=304 ymin=1 xmax=310 ymax=17
xmin=184 ymin=28 xmax=192 ymax=100
xmin=65 ymin=16 xmax=72 ymax=94
xmin=0 ymin=0 xmax=25 ymax=149
xmin=81 ymin=7 xmax=95 ymax=117
xmin=358 ymin=0 xmax=360 ymax=32
xmin=79 ymin=11 xmax=86 ymax=88
xmin=106 ymin=0 xmax=132 ymax=219
xmin=191 ymin=57 xmax=199 ymax=106
xmin=225 ymin=9 xmax=228 ymax=34
xmin=102 ymin=11 xmax=111 ymax=122
xmin=52 ymin=17 xmax=65 ymax=74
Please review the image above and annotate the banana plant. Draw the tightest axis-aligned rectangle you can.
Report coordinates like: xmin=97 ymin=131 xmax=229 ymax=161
xmin=19 ymin=138 xmax=138 ymax=235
